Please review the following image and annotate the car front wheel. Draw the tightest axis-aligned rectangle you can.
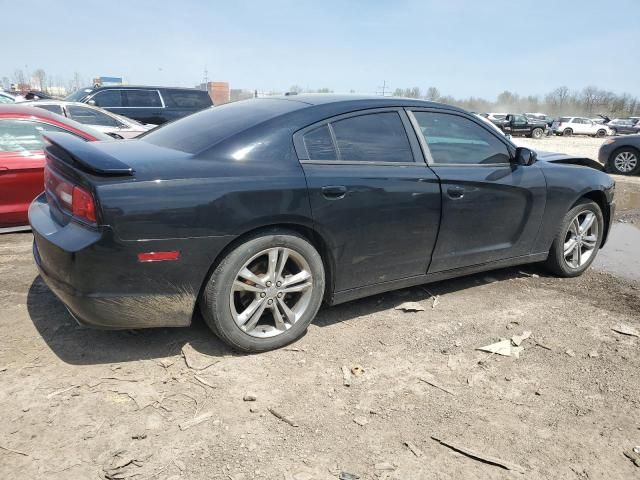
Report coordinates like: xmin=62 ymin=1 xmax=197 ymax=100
xmin=608 ymin=147 xmax=639 ymax=175
xmin=544 ymin=200 xmax=603 ymax=277
xmin=200 ymin=230 xmax=325 ymax=352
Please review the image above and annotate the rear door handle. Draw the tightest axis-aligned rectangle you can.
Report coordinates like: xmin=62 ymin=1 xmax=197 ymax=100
xmin=447 ymin=186 xmax=465 ymax=199
xmin=321 ymin=185 xmax=347 ymax=199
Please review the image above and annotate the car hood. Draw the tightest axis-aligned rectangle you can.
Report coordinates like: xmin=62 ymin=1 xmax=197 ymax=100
xmin=534 ymin=150 xmax=604 ymax=171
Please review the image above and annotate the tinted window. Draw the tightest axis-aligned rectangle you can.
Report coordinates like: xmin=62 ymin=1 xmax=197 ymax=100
xmin=91 ymin=90 xmax=123 ymax=108
xmin=330 ymin=112 xmax=413 ymax=162
xmin=0 ymin=95 xmax=14 ymax=104
xmin=558 ymin=117 xmax=571 ymax=123
xmin=413 ymin=112 xmax=510 ymax=165
xmin=0 ymin=120 xmax=80 ymax=153
xmin=163 ymin=89 xmax=212 ymax=108
xmin=303 ymin=125 xmax=337 ymax=160
xmin=35 ymin=104 xmax=64 ymax=115
xmin=65 ymin=88 xmax=93 ymax=102
xmin=141 ymin=98 xmax=304 ymax=154
xmin=124 ymin=90 xmax=162 ymax=108
xmin=512 ymin=115 xmax=527 ymax=123
xmin=67 ymin=105 xmax=121 ymax=127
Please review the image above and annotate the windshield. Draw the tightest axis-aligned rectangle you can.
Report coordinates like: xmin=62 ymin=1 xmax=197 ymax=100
xmin=65 ymin=88 xmax=93 ymax=102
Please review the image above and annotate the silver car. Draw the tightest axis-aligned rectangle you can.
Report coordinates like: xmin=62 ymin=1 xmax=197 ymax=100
xmin=25 ymin=100 xmax=154 ymax=139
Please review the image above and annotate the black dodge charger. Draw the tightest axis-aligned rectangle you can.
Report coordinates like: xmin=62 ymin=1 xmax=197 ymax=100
xmin=29 ymin=95 xmax=615 ymax=352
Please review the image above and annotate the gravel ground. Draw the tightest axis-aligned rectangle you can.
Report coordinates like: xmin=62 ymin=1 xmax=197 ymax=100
xmin=513 ymin=134 xmax=609 ymax=161
xmin=1 ymin=137 xmax=639 ymax=479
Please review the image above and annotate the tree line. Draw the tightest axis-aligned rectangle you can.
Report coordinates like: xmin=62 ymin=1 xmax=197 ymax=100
xmin=392 ymin=86 xmax=640 ymax=118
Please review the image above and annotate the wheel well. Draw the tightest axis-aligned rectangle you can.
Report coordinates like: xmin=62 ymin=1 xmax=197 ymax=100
xmin=194 ymin=223 xmax=335 ymax=309
xmin=574 ymin=191 xmax=610 ymax=247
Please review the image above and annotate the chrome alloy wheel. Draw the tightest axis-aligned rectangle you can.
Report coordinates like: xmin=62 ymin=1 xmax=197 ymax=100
xmin=614 ymin=151 xmax=638 ymax=173
xmin=563 ymin=210 xmax=599 ymax=269
xmin=230 ymin=247 xmax=313 ymax=338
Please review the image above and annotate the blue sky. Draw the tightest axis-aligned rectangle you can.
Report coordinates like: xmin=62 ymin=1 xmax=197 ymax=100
xmin=3 ymin=0 xmax=639 ymax=98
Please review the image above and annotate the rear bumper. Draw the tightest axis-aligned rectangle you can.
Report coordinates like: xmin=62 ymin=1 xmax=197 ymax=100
xmin=28 ymin=193 xmax=228 ymax=329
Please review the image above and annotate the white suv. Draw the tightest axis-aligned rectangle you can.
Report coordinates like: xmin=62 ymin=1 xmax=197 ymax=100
xmin=551 ymin=117 xmax=612 ymax=137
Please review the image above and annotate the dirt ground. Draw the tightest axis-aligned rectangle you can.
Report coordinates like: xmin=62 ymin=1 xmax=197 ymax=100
xmin=1 ymin=141 xmax=639 ymax=479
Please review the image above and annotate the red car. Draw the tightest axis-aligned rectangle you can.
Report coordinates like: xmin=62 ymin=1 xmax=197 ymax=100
xmin=0 ymin=105 xmax=112 ymax=231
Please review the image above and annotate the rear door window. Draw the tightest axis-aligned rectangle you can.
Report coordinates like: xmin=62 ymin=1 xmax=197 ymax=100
xmin=91 ymin=90 xmax=124 ymax=108
xmin=124 ymin=90 xmax=163 ymax=108
xmin=162 ymin=89 xmax=212 ymax=108
xmin=303 ymin=125 xmax=337 ymax=160
xmin=329 ymin=112 xmax=413 ymax=162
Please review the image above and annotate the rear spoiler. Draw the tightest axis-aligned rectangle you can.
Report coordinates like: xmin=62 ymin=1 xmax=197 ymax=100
xmin=43 ymin=132 xmax=134 ymax=175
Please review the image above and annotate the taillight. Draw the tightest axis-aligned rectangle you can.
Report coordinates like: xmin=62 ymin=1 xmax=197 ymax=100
xmin=72 ymin=186 xmax=96 ymax=223
xmin=44 ymin=166 xmax=97 ymax=225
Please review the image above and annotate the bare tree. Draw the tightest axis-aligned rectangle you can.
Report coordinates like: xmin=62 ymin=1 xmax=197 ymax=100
xmin=33 ymin=69 xmax=47 ymax=91
xmin=288 ymin=85 xmax=302 ymax=94
xmin=425 ymin=86 xmax=440 ymax=102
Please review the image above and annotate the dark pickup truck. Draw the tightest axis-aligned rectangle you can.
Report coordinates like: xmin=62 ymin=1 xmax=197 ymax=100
xmin=499 ymin=114 xmax=548 ymax=139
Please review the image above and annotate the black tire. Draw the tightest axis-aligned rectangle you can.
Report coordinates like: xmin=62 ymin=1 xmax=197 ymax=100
xmin=607 ymin=147 xmax=640 ymax=175
xmin=609 ymin=128 xmax=617 ymax=136
xmin=596 ymin=129 xmax=606 ymax=138
xmin=532 ymin=128 xmax=544 ymax=139
xmin=562 ymin=128 xmax=573 ymax=137
xmin=200 ymin=230 xmax=325 ymax=352
xmin=544 ymin=199 xmax=604 ymax=278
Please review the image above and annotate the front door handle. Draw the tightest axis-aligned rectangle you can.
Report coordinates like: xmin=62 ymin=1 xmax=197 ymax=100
xmin=447 ymin=186 xmax=465 ymax=199
xmin=321 ymin=185 xmax=347 ymax=200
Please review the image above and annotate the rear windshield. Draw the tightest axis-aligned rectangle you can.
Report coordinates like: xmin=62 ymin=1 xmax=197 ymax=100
xmin=140 ymin=99 xmax=305 ymax=154
xmin=162 ymin=89 xmax=212 ymax=109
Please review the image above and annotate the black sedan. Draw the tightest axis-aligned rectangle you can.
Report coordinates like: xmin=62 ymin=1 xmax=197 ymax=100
xmin=599 ymin=134 xmax=640 ymax=175
xmin=29 ymin=96 xmax=615 ymax=352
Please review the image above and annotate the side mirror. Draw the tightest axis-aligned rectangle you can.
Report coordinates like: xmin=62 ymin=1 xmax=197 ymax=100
xmin=514 ymin=147 xmax=537 ymax=166
xmin=87 ymin=99 xmax=96 ymax=106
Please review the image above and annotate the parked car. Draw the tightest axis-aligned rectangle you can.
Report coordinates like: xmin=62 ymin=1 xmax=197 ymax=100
xmin=0 ymin=105 xmax=112 ymax=231
xmin=30 ymin=96 xmax=614 ymax=352
xmin=525 ymin=112 xmax=554 ymax=127
xmin=551 ymin=117 xmax=612 ymax=137
xmin=598 ymin=134 xmax=640 ymax=175
xmin=485 ymin=112 xmax=508 ymax=127
xmin=501 ymin=114 xmax=548 ymax=138
xmin=65 ymin=86 xmax=213 ymax=125
xmin=28 ymin=100 xmax=153 ymax=139
xmin=606 ymin=118 xmax=640 ymax=136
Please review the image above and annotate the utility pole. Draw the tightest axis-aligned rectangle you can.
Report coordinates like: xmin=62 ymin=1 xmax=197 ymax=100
xmin=203 ymin=67 xmax=208 ymax=86
xmin=376 ymin=80 xmax=389 ymax=96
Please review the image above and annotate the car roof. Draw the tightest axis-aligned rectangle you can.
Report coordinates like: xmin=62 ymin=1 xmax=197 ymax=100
xmin=86 ymin=85 xmax=207 ymax=91
xmin=258 ymin=93 xmax=466 ymax=112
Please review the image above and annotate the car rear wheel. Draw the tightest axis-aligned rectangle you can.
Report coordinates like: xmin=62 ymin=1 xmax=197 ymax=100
xmin=544 ymin=200 xmax=603 ymax=277
xmin=608 ymin=147 xmax=639 ymax=175
xmin=200 ymin=230 xmax=325 ymax=352
xmin=532 ymin=127 xmax=544 ymax=139
xmin=562 ymin=128 xmax=573 ymax=136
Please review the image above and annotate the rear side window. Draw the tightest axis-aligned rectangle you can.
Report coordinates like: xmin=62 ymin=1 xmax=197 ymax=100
xmin=35 ymin=104 xmax=64 ymax=115
xmin=124 ymin=90 xmax=162 ymax=108
xmin=303 ymin=125 xmax=337 ymax=160
xmin=330 ymin=112 xmax=413 ymax=162
xmin=558 ymin=117 xmax=571 ymax=123
xmin=413 ymin=111 xmax=510 ymax=165
xmin=163 ymin=89 xmax=212 ymax=109
xmin=91 ymin=90 xmax=123 ymax=108
xmin=0 ymin=119 xmax=81 ymax=153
